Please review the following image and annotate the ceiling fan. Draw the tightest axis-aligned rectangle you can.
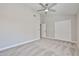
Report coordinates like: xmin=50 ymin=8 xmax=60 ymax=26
xmin=37 ymin=3 xmax=56 ymax=14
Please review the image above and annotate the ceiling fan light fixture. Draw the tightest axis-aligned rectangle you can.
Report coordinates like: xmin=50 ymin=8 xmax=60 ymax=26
xmin=45 ymin=9 xmax=48 ymax=11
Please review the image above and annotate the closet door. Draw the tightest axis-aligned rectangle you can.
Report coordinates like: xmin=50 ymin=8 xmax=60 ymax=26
xmin=40 ymin=24 xmax=47 ymax=38
xmin=55 ymin=20 xmax=71 ymax=41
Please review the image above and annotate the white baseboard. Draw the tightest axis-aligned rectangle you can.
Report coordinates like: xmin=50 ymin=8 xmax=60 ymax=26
xmin=0 ymin=38 xmax=40 ymax=52
xmin=42 ymin=37 xmax=76 ymax=44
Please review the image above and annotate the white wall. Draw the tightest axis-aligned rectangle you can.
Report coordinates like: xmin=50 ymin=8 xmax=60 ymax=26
xmin=41 ymin=14 xmax=76 ymax=41
xmin=41 ymin=15 xmax=55 ymax=38
xmin=0 ymin=4 xmax=40 ymax=49
xmin=77 ymin=12 xmax=79 ymax=50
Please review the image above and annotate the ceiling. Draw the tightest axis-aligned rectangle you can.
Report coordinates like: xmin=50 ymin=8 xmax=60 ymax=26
xmin=26 ymin=3 xmax=79 ymax=15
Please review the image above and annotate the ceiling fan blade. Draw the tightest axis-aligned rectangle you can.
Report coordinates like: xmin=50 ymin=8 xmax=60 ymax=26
xmin=37 ymin=9 xmax=45 ymax=11
xmin=48 ymin=3 xmax=56 ymax=9
xmin=45 ymin=3 xmax=49 ymax=7
xmin=39 ymin=3 xmax=46 ymax=8
xmin=49 ymin=9 xmax=56 ymax=12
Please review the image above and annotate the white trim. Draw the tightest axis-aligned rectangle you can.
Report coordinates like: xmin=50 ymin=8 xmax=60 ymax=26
xmin=42 ymin=37 xmax=76 ymax=44
xmin=0 ymin=38 xmax=40 ymax=52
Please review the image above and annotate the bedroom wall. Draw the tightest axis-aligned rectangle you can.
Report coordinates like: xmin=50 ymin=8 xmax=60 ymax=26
xmin=0 ymin=4 xmax=40 ymax=50
xmin=76 ymin=12 xmax=79 ymax=55
xmin=40 ymin=14 xmax=55 ymax=38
